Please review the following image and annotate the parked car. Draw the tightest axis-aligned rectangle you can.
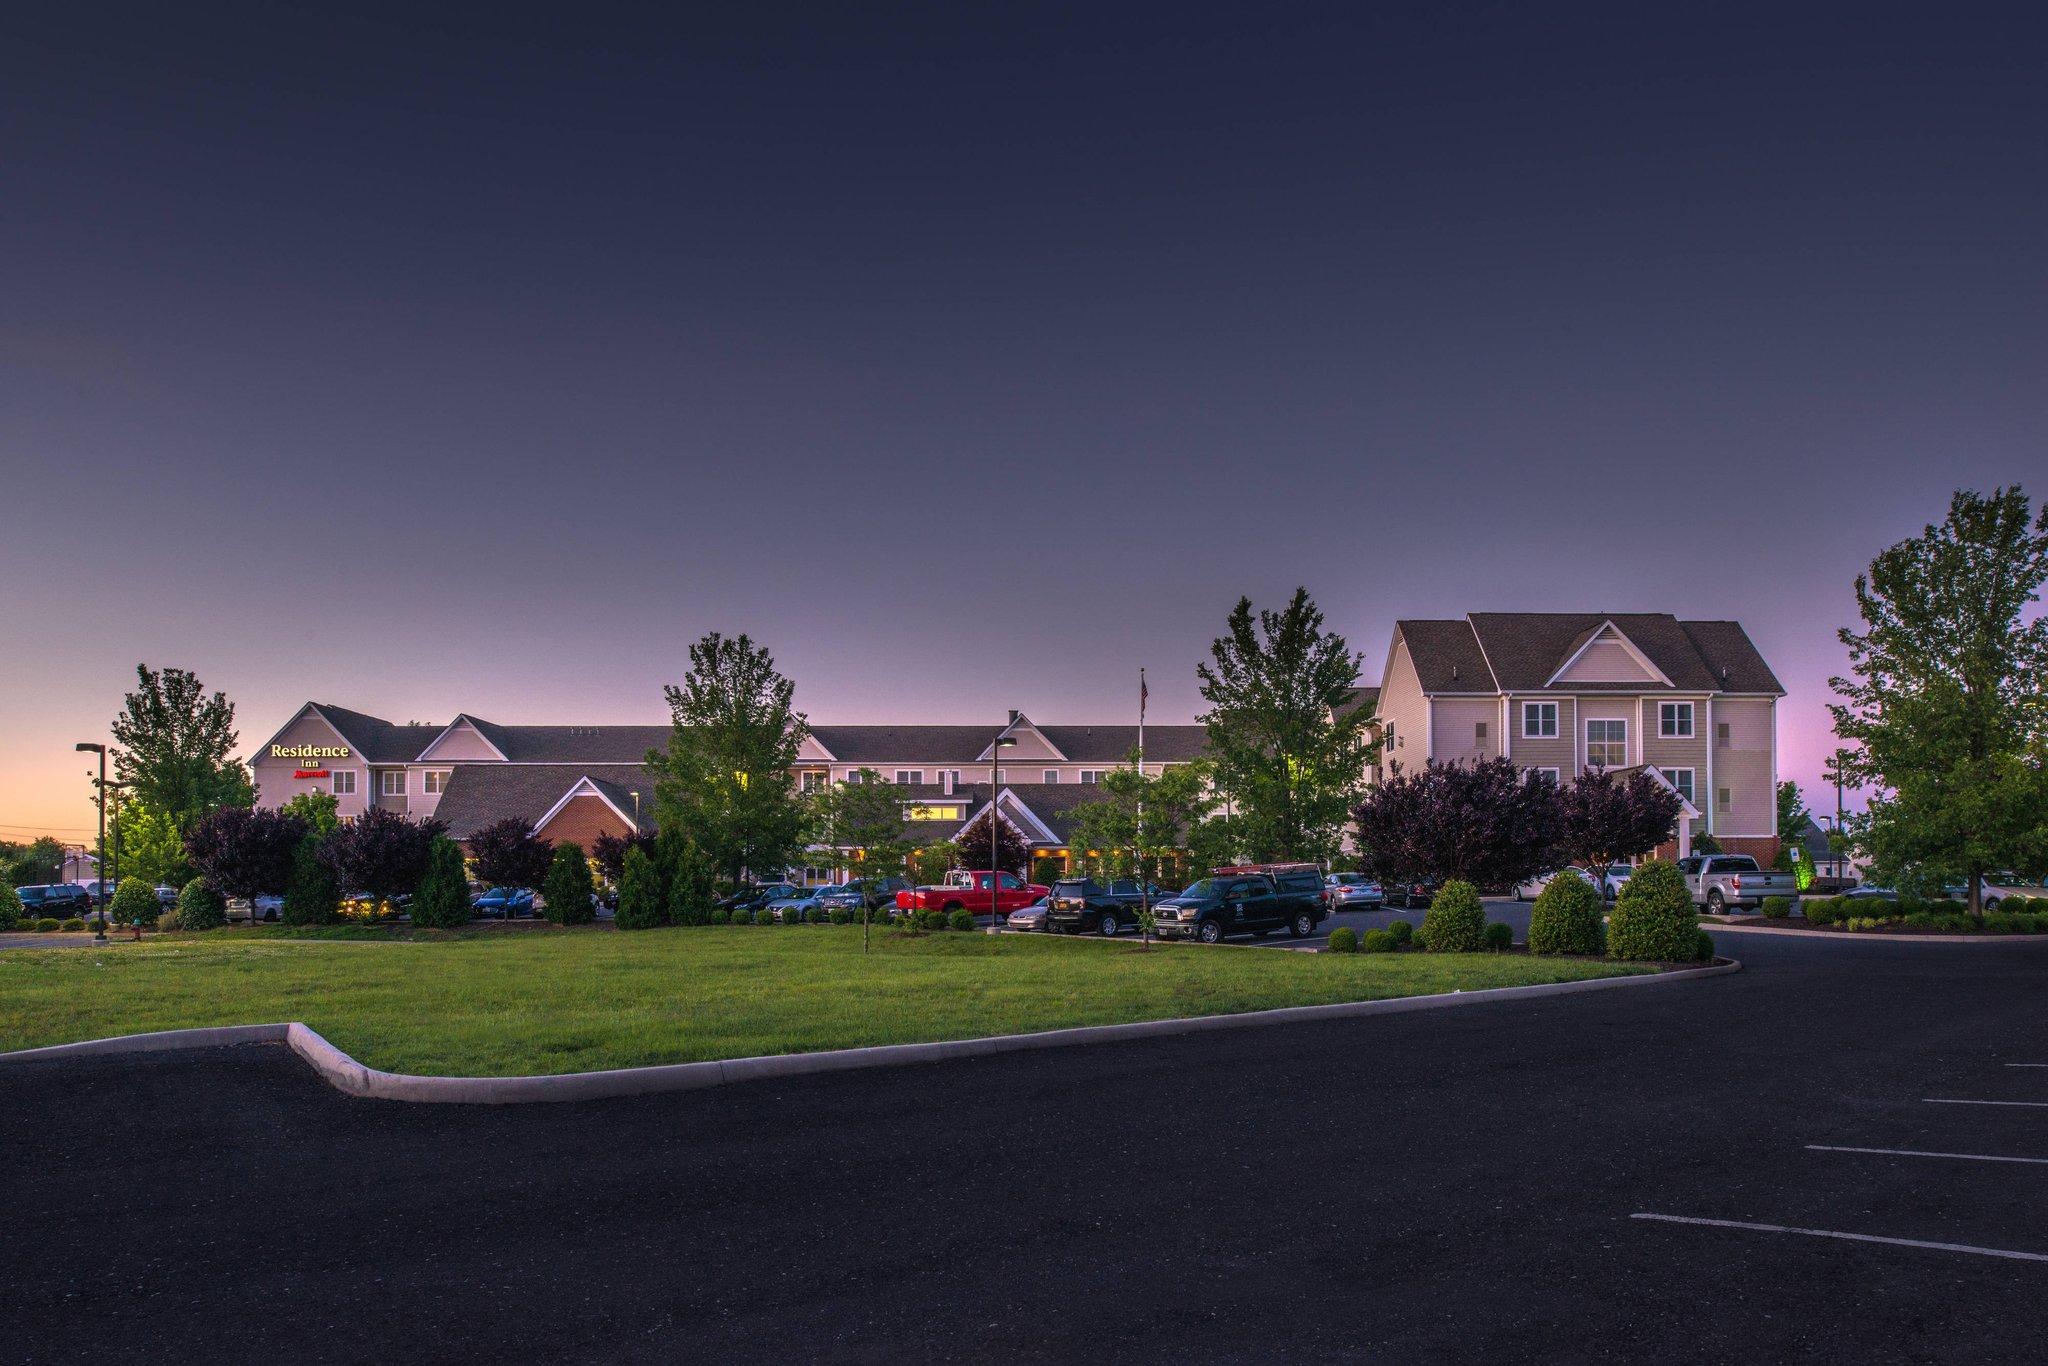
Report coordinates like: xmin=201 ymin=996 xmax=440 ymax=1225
xmin=473 ymin=886 xmax=536 ymax=918
xmin=1980 ymin=873 xmax=2045 ymax=910
xmin=1153 ymin=869 xmax=1324 ymax=944
xmin=719 ymin=882 xmax=799 ymax=913
xmin=1045 ymin=878 xmax=1141 ymax=936
xmin=155 ymin=884 xmax=179 ymax=907
xmin=1099 ymin=878 xmax=1165 ymax=910
xmin=894 ymin=870 xmax=1048 ymax=919
xmin=766 ymin=887 xmax=831 ymax=922
xmin=841 ymin=876 xmax=913 ymax=911
xmin=1677 ymin=854 xmax=1799 ymax=914
xmin=1384 ymin=876 xmax=1441 ymax=910
xmin=1515 ymin=865 xmax=1633 ymax=901
xmin=1004 ymin=900 xmax=1050 ymax=932
xmin=1325 ymin=873 xmax=1384 ymax=908
xmin=17 ymin=885 xmax=91 ymax=916
xmin=250 ymin=894 xmax=284 ymax=922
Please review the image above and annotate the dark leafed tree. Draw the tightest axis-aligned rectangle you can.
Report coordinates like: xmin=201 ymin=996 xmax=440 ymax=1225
xmin=468 ymin=816 xmax=555 ymax=893
xmin=1552 ymin=768 xmax=1684 ymax=876
xmin=1351 ymin=757 xmax=1560 ymax=889
xmin=1831 ymin=486 xmax=2048 ymax=913
xmin=8 ymin=837 xmax=67 ymax=887
xmin=182 ymin=806 xmax=308 ymax=902
xmin=109 ymin=664 xmax=255 ymax=830
xmin=592 ymin=829 xmax=659 ymax=887
xmin=648 ymin=632 xmax=811 ymax=887
xmin=318 ymin=807 xmax=445 ymax=906
xmin=1197 ymin=589 xmax=1377 ymax=863
xmin=957 ymin=808 xmax=1029 ymax=875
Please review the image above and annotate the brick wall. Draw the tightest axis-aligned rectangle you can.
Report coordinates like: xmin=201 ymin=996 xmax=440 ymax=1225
xmin=532 ymin=795 xmax=633 ymax=851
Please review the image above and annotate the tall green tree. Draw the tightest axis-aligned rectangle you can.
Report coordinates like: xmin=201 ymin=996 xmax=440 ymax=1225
xmin=1065 ymin=757 xmax=1216 ymax=884
xmin=812 ymin=770 xmax=911 ymax=882
xmin=1196 ymin=588 xmax=1377 ymax=863
xmin=108 ymin=665 xmax=255 ymax=830
xmin=8 ymin=836 xmax=67 ymax=887
xmin=113 ymin=799 xmax=195 ymax=888
xmin=648 ymin=632 xmax=812 ymax=886
xmin=280 ymin=790 xmax=342 ymax=839
xmin=1831 ymin=486 xmax=2048 ymax=913
xmin=410 ymin=836 xmax=474 ymax=929
xmin=542 ymin=843 xmax=597 ymax=926
xmin=1774 ymin=781 xmax=1813 ymax=870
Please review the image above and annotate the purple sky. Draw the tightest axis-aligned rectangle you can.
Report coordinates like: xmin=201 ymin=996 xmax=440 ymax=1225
xmin=4 ymin=3 xmax=2044 ymax=841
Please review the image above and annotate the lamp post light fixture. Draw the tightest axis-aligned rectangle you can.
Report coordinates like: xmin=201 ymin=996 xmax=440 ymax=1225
xmin=75 ymin=742 xmax=108 ymax=942
xmin=987 ymin=735 xmax=1017 ymax=935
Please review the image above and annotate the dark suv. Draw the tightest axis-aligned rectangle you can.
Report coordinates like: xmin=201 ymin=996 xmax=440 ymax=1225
xmin=18 ymin=885 xmax=92 ymax=917
xmin=1046 ymin=878 xmax=1131 ymax=936
xmin=1153 ymin=869 xmax=1325 ymax=943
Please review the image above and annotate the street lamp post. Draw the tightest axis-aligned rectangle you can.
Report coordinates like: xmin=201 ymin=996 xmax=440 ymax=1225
xmin=75 ymin=743 xmax=108 ymax=942
xmin=987 ymin=736 xmax=1016 ymax=935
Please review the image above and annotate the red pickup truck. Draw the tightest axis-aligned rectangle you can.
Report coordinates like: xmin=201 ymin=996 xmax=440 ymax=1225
xmin=895 ymin=870 xmax=1048 ymax=916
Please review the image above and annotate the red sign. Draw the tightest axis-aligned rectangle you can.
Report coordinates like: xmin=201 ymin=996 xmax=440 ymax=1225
xmin=293 ymin=768 xmax=331 ymax=779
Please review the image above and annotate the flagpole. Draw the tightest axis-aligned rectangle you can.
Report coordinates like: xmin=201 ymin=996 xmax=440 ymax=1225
xmin=1137 ymin=667 xmax=1148 ymax=926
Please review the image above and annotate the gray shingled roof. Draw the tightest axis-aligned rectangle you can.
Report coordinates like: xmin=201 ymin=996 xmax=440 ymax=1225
xmin=434 ymin=764 xmax=653 ymax=840
xmin=462 ymin=718 xmax=672 ymax=764
xmin=1035 ymin=725 xmax=1208 ymax=763
xmin=808 ymin=726 xmax=1009 ymax=763
xmin=1396 ymin=614 xmax=1783 ymax=696
xmin=312 ymin=704 xmax=444 ymax=764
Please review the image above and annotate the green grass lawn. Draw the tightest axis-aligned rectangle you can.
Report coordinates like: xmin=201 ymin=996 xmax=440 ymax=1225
xmin=0 ymin=926 xmax=1646 ymax=1076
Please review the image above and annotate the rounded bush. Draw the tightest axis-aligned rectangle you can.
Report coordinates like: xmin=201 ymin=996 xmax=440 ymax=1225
xmin=59 ymin=918 xmax=85 ymax=932
xmin=1419 ymin=880 xmax=1485 ymax=952
xmin=709 ymin=908 xmax=731 ymax=925
xmin=1385 ymin=919 xmax=1413 ymax=946
xmin=177 ymin=878 xmax=227 ymax=931
xmin=110 ymin=878 xmax=160 ymax=927
xmin=1761 ymin=896 xmax=1791 ymax=919
xmin=1606 ymin=860 xmax=1701 ymax=962
xmin=828 ymin=906 xmax=852 ymax=925
xmin=1693 ymin=928 xmax=1716 ymax=961
xmin=0 ymin=882 xmax=20 ymax=932
xmin=35 ymin=918 xmax=60 ymax=933
xmin=947 ymin=909 xmax=975 ymax=932
xmin=1327 ymin=927 xmax=1358 ymax=953
xmin=753 ymin=908 xmax=774 ymax=925
xmin=1483 ymin=921 xmax=1513 ymax=952
xmin=1528 ymin=873 xmax=1604 ymax=956
xmin=1360 ymin=929 xmax=1397 ymax=953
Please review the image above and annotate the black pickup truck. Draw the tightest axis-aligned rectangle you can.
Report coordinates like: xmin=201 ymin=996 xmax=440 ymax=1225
xmin=1152 ymin=865 xmax=1326 ymax=943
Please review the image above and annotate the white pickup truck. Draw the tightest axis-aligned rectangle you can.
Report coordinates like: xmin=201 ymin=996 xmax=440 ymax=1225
xmin=1678 ymin=854 xmax=1799 ymax=913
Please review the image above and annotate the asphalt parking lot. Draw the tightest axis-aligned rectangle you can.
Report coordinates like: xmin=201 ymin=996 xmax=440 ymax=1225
xmin=5 ymin=930 xmax=2046 ymax=1364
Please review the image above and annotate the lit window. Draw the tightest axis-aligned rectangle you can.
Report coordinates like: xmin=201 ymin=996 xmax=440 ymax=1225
xmin=332 ymin=770 xmax=357 ymax=796
xmin=380 ymin=770 xmax=405 ymax=796
xmin=1522 ymin=702 xmax=1558 ymax=738
xmin=1659 ymin=702 xmax=1694 ymax=738
xmin=423 ymin=770 xmax=451 ymax=796
xmin=1586 ymin=719 xmax=1627 ymax=768
xmin=1667 ymin=768 xmax=1695 ymax=804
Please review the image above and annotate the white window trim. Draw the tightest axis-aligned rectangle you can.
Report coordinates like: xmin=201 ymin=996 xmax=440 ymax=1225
xmin=422 ymin=769 xmax=452 ymax=796
xmin=1521 ymin=701 xmax=1559 ymax=739
xmin=1585 ymin=717 xmax=1628 ymax=769
xmin=1666 ymin=766 xmax=1696 ymax=804
xmin=1531 ymin=766 xmax=1560 ymax=785
xmin=332 ymin=770 xmax=357 ymax=796
xmin=1659 ymin=701 xmax=1695 ymax=738
xmin=1078 ymin=769 xmax=1104 ymax=784
xmin=894 ymin=769 xmax=924 ymax=786
xmin=1042 ymin=769 xmax=1059 ymax=784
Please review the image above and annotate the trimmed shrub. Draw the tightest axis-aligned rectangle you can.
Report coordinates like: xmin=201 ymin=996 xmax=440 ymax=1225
xmin=0 ymin=883 xmax=20 ymax=931
xmin=1694 ymin=928 xmax=1716 ymax=961
xmin=1606 ymin=860 xmax=1701 ymax=962
xmin=753 ymin=908 xmax=774 ymax=925
xmin=1327 ymin=927 xmax=1358 ymax=953
xmin=541 ymin=843 xmax=596 ymax=926
xmin=613 ymin=846 xmax=665 ymax=930
xmin=59 ymin=918 xmax=85 ymax=932
xmin=35 ymin=918 xmax=60 ymax=933
xmin=410 ymin=836 xmax=473 ymax=929
xmin=177 ymin=878 xmax=227 ymax=931
xmin=709 ymin=908 xmax=731 ymax=925
xmin=664 ymin=837 xmax=715 ymax=927
xmin=1360 ymin=929 xmax=1398 ymax=953
xmin=1528 ymin=873 xmax=1604 ymax=956
xmin=1418 ymin=880 xmax=1485 ymax=952
xmin=282 ymin=834 xmax=341 ymax=926
xmin=1385 ymin=919 xmax=1413 ymax=946
xmin=1483 ymin=921 xmax=1513 ymax=952
xmin=946 ymin=909 xmax=974 ymax=931
xmin=110 ymin=878 xmax=159 ymax=927
xmin=1761 ymin=896 xmax=1791 ymax=919
xmin=1803 ymin=895 xmax=1845 ymax=926
xmin=830 ymin=907 xmax=854 ymax=925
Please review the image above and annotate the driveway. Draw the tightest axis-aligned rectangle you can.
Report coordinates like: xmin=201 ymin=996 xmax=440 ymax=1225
xmin=4 ymin=931 xmax=2047 ymax=1363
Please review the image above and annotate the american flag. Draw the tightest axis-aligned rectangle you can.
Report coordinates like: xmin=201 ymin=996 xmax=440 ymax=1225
xmin=1139 ymin=668 xmax=1148 ymax=720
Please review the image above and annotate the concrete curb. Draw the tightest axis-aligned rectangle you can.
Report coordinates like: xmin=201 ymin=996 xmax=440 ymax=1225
xmin=1705 ymin=922 xmax=2048 ymax=945
xmin=1 ymin=957 xmax=1738 ymax=1104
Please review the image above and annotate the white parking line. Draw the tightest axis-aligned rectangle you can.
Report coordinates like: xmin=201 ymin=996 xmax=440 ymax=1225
xmin=2006 ymin=1064 xmax=2048 ymax=1068
xmin=1631 ymin=1214 xmax=2048 ymax=1263
xmin=1807 ymin=1144 xmax=2048 ymax=1166
xmin=1924 ymin=1098 xmax=2048 ymax=1108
